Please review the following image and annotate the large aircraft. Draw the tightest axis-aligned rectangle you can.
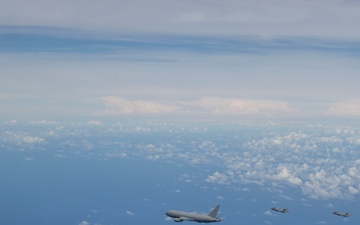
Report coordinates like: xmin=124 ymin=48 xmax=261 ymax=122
xmin=333 ymin=211 xmax=351 ymax=217
xmin=271 ymin=207 xmax=289 ymax=213
xmin=166 ymin=205 xmax=221 ymax=223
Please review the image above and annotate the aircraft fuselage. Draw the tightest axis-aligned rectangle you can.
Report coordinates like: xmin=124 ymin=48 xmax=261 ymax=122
xmin=166 ymin=210 xmax=220 ymax=223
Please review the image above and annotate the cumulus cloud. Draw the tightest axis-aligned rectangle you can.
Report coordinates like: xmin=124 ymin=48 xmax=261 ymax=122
xmin=206 ymin=171 xmax=232 ymax=185
xmin=183 ymin=97 xmax=294 ymax=116
xmin=272 ymin=165 xmax=302 ymax=186
xmin=326 ymin=99 xmax=360 ymax=117
xmin=102 ymin=96 xmax=181 ymax=115
xmin=126 ymin=210 xmax=135 ymax=216
xmin=2 ymin=131 xmax=45 ymax=145
xmin=4 ymin=119 xmax=360 ymax=201
xmin=87 ymin=120 xmax=102 ymax=126
xmin=30 ymin=120 xmax=57 ymax=125
xmin=101 ymin=96 xmax=294 ymax=117
xmin=78 ymin=221 xmax=90 ymax=225
xmin=5 ymin=119 xmax=17 ymax=124
xmin=201 ymin=126 xmax=360 ymax=200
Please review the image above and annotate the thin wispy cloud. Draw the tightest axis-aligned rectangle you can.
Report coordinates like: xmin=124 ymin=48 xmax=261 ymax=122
xmin=2 ymin=0 xmax=360 ymax=37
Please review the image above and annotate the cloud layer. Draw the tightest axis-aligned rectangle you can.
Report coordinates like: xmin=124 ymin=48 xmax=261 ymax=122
xmin=2 ymin=0 xmax=360 ymax=38
xmin=2 ymin=120 xmax=360 ymax=200
xmin=100 ymin=96 xmax=360 ymax=119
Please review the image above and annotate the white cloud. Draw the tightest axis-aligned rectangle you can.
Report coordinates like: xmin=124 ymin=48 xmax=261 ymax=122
xmin=102 ymin=96 xmax=181 ymax=115
xmin=323 ymin=203 xmax=333 ymax=208
xmin=101 ymin=96 xmax=294 ymax=117
xmin=206 ymin=171 xmax=232 ymax=185
xmin=6 ymin=119 xmax=17 ymax=124
xmin=202 ymin=126 xmax=360 ymax=200
xmin=272 ymin=165 xmax=302 ymax=186
xmin=30 ymin=120 xmax=57 ymax=125
xmin=3 ymin=119 xmax=360 ymax=201
xmin=87 ymin=120 xmax=102 ymax=126
xmin=78 ymin=221 xmax=90 ymax=225
xmin=348 ymin=185 xmax=359 ymax=195
xmin=183 ymin=97 xmax=294 ymax=116
xmin=2 ymin=131 xmax=45 ymax=145
xmin=326 ymin=99 xmax=360 ymax=117
xmin=126 ymin=210 xmax=135 ymax=216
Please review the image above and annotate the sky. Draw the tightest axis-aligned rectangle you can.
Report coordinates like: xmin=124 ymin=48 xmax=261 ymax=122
xmin=1 ymin=1 xmax=360 ymax=225
xmin=1 ymin=0 xmax=360 ymax=121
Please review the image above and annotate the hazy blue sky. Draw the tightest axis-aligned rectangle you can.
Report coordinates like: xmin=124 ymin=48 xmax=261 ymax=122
xmin=2 ymin=2 xmax=360 ymax=224
xmin=1 ymin=0 xmax=360 ymax=121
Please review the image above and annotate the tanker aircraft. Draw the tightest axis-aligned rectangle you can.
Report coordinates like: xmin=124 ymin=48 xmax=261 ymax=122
xmin=166 ymin=205 xmax=221 ymax=223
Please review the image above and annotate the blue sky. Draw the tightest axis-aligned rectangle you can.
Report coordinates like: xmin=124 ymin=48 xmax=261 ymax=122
xmin=1 ymin=0 xmax=360 ymax=121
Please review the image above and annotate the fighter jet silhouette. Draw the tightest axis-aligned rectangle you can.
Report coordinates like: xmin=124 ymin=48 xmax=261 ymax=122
xmin=271 ymin=207 xmax=289 ymax=213
xmin=333 ymin=211 xmax=351 ymax=217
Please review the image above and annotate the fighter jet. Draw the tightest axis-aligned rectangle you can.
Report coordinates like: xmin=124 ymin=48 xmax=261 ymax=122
xmin=271 ymin=207 xmax=289 ymax=213
xmin=333 ymin=211 xmax=351 ymax=217
xmin=166 ymin=205 xmax=221 ymax=223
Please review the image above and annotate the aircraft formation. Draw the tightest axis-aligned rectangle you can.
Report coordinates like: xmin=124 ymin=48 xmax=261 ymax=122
xmin=165 ymin=205 xmax=351 ymax=223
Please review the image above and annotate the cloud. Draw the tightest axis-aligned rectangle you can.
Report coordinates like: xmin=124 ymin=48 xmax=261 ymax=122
xmin=201 ymin=126 xmax=360 ymax=200
xmin=126 ymin=210 xmax=135 ymax=216
xmin=2 ymin=131 xmax=45 ymax=145
xmin=3 ymin=118 xmax=360 ymax=201
xmin=78 ymin=221 xmax=90 ymax=225
xmin=272 ymin=165 xmax=302 ymax=186
xmin=30 ymin=120 xmax=57 ymax=125
xmin=326 ymin=99 xmax=360 ymax=117
xmin=323 ymin=203 xmax=333 ymax=208
xmin=183 ymin=97 xmax=294 ymax=116
xmin=5 ymin=120 xmax=17 ymax=124
xmin=206 ymin=171 xmax=232 ymax=185
xmin=87 ymin=120 xmax=102 ymax=126
xmin=102 ymin=96 xmax=181 ymax=115
xmin=101 ymin=96 xmax=295 ymax=117
xmin=2 ymin=0 xmax=360 ymax=38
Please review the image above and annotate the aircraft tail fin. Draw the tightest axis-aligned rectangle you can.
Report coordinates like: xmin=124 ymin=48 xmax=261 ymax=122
xmin=208 ymin=205 xmax=220 ymax=218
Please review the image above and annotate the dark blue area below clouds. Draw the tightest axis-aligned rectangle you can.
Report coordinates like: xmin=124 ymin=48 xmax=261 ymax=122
xmin=1 ymin=121 xmax=360 ymax=225
xmin=1 ymin=26 xmax=360 ymax=56
xmin=0 ymin=150 xmax=357 ymax=225
xmin=0 ymin=153 xmax=176 ymax=225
